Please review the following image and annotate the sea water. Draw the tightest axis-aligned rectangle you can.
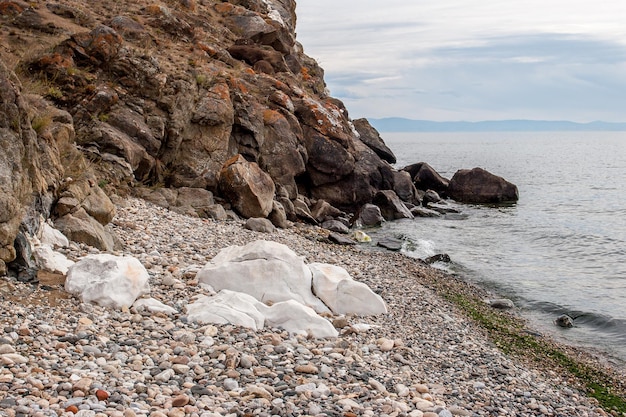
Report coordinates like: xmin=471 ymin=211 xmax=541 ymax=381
xmin=370 ymin=132 xmax=626 ymax=364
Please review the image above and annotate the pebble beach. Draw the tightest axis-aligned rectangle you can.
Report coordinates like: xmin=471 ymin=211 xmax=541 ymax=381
xmin=0 ymin=197 xmax=623 ymax=417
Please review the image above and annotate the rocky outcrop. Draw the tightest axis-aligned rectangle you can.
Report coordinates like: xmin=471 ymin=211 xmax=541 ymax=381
xmin=372 ymin=190 xmax=414 ymax=221
xmin=353 ymin=118 xmax=396 ymax=164
xmin=1 ymin=0 xmax=410 ymax=272
xmin=404 ymin=162 xmax=450 ymax=195
xmin=448 ymin=167 xmax=519 ymax=204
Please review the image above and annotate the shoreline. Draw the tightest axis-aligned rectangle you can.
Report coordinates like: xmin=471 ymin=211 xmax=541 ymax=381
xmin=1 ymin=197 xmax=625 ymax=416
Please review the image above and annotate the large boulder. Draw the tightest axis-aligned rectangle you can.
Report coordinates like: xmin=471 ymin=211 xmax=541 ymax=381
xmin=196 ymin=240 xmax=329 ymax=313
xmin=404 ymin=162 xmax=450 ymax=195
xmin=353 ymin=204 xmax=384 ymax=227
xmin=65 ymin=254 xmax=150 ymax=309
xmin=309 ymin=263 xmax=388 ymax=315
xmin=372 ymin=190 xmax=413 ymax=220
xmin=54 ymin=208 xmax=120 ymax=251
xmin=353 ymin=118 xmax=396 ymax=164
xmin=393 ymin=170 xmax=420 ymax=204
xmin=448 ymin=167 xmax=519 ymax=204
xmin=218 ymin=155 xmax=276 ymax=218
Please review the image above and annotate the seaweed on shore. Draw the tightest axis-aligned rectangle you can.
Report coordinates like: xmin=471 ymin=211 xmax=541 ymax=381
xmin=430 ymin=274 xmax=626 ymax=415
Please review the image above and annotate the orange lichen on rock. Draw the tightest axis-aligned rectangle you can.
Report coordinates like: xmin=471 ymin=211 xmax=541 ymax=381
xmin=263 ymin=109 xmax=282 ymax=125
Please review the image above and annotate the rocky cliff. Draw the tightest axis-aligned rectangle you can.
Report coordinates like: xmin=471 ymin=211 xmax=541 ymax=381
xmin=0 ymin=0 xmax=413 ymax=275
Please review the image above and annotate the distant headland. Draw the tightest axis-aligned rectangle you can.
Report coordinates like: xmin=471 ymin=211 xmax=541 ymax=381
xmin=369 ymin=118 xmax=626 ymax=132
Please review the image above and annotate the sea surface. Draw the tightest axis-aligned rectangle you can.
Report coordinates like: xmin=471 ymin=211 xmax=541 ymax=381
xmin=369 ymin=132 xmax=626 ymax=364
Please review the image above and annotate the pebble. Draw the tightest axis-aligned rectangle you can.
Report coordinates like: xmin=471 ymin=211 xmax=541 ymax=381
xmin=0 ymin=197 xmax=618 ymax=417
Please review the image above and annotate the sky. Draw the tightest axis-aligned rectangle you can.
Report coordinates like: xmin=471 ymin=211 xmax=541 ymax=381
xmin=295 ymin=1 xmax=626 ymax=122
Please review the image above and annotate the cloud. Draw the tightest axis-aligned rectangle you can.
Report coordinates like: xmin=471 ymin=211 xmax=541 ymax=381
xmin=296 ymin=2 xmax=626 ymax=121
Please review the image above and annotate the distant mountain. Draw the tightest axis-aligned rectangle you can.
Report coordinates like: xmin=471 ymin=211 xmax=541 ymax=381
xmin=368 ymin=118 xmax=626 ymax=132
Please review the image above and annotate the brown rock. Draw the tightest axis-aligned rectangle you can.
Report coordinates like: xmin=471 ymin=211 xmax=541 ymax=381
xmin=353 ymin=118 xmax=396 ymax=164
xmin=404 ymin=162 xmax=450 ymax=195
xmin=95 ymin=389 xmax=109 ymax=401
xmin=448 ymin=167 xmax=519 ymax=204
xmin=372 ymin=190 xmax=413 ymax=220
xmin=171 ymin=394 xmax=190 ymax=407
xmin=294 ymin=363 xmax=318 ymax=374
xmin=54 ymin=208 xmax=121 ymax=251
xmin=218 ymin=155 xmax=275 ymax=218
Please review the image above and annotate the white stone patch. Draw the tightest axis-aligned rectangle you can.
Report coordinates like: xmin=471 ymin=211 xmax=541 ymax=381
xmin=39 ymin=222 xmax=69 ymax=248
xmin=33 ymin=244 xmax=74 ymax=275
xmin=310 ymin=263 xmax=388 ymax=315
xmin=65 ymin=254 xmax=150 ymax=309
xmin=133 ymin=297 xmax=177 ymax=315
xmin=256 ymin=300 xmax=338 ymax=339
xmin=186 ymin=290 xmax=265 ymax=331
xmin=196 ymin=240 xmax=329 ymax=313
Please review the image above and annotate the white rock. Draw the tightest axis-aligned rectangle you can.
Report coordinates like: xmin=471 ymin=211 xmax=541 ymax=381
xmin=256 ymin=299 xmax=338 ymax=339
xmin=65 ymin=254 xmax=150 ymax=309
xmin=133 ymin=298 xmax=177 ymax=315
xmin=33 ymin=244 xmax=75 ymax=275
xmin=39 ymin=221 xmax=70 ymax=248
xmin=309 ymin=263 xmax=388 ymax=315
xmin=196 ymin=240 xmax=329 ymax=313
xmin=186 ymin=290 xmax=265 ymax=330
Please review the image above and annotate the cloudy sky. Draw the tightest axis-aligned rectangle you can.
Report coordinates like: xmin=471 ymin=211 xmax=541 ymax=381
xmin=295 ymin=1 xmax=626 ymax=122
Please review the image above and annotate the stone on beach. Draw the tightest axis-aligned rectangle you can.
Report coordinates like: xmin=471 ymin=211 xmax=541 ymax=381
xmin=33 ymin=244 xmax=74 ymax=275
xmin=65 ymin=254 xmax=150 ymax=308
xmin=256 ymin=299 xmax=339 ymax=338
xmin=310 ymin=263 xmax=388 ymax=315
xmin=196 ymin=240 xmax=330 ymax=313
xmin=133 ymin=297 xmax=177 ymax=314
xmin=186 ymin=290 xmax=265 ymax=330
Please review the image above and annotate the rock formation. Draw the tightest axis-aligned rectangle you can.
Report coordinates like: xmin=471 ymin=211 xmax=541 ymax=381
xmin=0 ymin=0 xmax=405 ymax=273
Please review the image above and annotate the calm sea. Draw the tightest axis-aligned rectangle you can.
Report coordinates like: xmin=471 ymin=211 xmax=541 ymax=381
xmin=370 ymin=132 xmax=626 ymax=364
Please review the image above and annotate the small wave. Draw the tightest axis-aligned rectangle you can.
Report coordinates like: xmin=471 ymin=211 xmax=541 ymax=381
xmin=527 ymin=301 xmax=626 ymax=339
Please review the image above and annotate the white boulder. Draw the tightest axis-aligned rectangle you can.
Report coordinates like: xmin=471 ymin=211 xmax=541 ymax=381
xmin=186 ymin=290 xmax=265 ymax=330
xmin=65 ymin=254 xmax=150 ymax=309
xmin=185 ymin=290 xmax=338 ymax=338
xmin=257 ymin=300 xmax=338 ymax=339
xmin=196 ymin=240 xmax=329 ymax=313
xmin=33 ymin=244 xmax=74 ymax=275
xmin=133 ymin=298 xmax=177 ymax=315
xmin=310 ymin=263 xmax=388 ymax=315
xmin=39 ymin=222 xmax=70 ymax=248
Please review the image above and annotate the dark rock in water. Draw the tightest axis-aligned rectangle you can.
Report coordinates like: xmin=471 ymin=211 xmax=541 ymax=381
xmin=555 ymin=314 xmax=574 ymax=328
xmin=423 ymin=254 xmax=451 ymax=264
xmin=353 ymin=118 xmax=396 ymax=164
xmin=422 ymin=189 xmax=442 ymax=205
xmin=321 ymin=220 xmax=349 ymax=234
xmin=355 ymin=204 xmax=385 ymax=227
xmin=328 ymin=232 xmax=356 ymax=246
xmin=404 ymin=162 xmax=450 ymax=195
xmin=429 ymin=203 xmax=461 ymax=214
xmin=448 ymin=167 xmax=519 ymax=204
xmin=489 ymin=299 xmax=515 ymax=310
xmin=392 ymin=170 xmax=420 ymax=204
xmin=376 ymin=238 xmax=403 ymax=251
xmin=244 ymin=218 xmax=275 ymax=233
xmin=372 ymin=190 xmax=413 ymax=221
xmin=410 ymin=206 xmax=441 ymax=217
